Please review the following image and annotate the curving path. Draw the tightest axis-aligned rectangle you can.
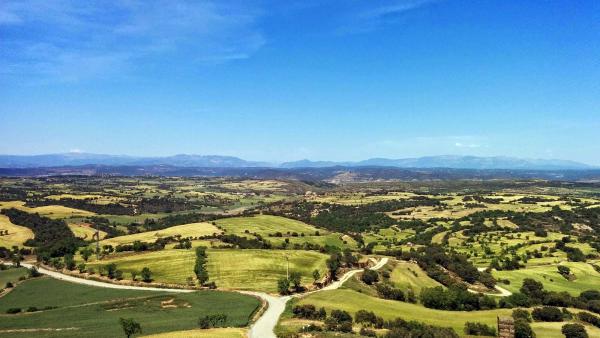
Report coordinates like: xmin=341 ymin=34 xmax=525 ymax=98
xmin=471 ymin=267 xmax=512 ymax=297
xmin=5 ymin=258 xmax=389 ymax=338
xmin=244 ymin=257 xmax=389 ymax=338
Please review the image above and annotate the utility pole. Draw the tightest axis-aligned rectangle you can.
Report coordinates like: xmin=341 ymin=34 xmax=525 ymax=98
xmin=285 ymin=254 xmax=289 ymax=280
xmin=95 ymin=222 xmax=100 ymax=260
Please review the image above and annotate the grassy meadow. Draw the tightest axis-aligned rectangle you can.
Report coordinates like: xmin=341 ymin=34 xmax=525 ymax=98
xmin=0 ymin=277 xmax=260 ymax=338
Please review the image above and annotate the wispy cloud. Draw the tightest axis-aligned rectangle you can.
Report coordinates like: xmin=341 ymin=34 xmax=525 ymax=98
xmin=0 ymin=1 xmax=265 ymax=83
xmin=336 ymin=0 xmax=440 ymax=34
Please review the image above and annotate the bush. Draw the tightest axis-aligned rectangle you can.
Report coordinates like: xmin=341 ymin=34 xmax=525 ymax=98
xmin=514 ymin=318 xmax=536 ymax=338
xmin=140 ymin=267 xmax=152 ymax=282
xmin=464 ymin=322 xmax=496 ymax=336
xmin=532 ymin=306 xmax=563 ymax=322
xmin=361 ymin=269 xmax=379 ymax=285
xmin=292 ymin=304 xmax=326 ymax=320
xmin=377 ymin=282 xmax=405 ymax=301
xmin=561 ymin=323 xmax=588 ymax=338
xmin=6 ymin=308 xmax=21 ymax=314
xmin=360 ymin=327 xmax=377 ymax=337
xmin=512 ymin=309 xmax=532 ymax=322
xmin=198 ymin=314 xmax=227 ymax=329
xmin=355 ymin=309 xmax=383 ymax=328
xmin=578 ymin=312 xmax=600 ymax=328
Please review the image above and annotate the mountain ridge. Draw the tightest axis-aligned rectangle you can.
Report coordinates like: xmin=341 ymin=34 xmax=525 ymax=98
xmin=0 ymin=153 xmax=594 ymax=170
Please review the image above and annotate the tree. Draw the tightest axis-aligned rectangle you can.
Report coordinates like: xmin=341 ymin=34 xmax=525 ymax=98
xmin=119 ymin=318 xmax=142 ymax=338
xmin=312 ymin=269 xmax=321 ymax=282
xmin=361 ymin=269 xmax=379 ymax=285
xmin=514 ymin=319 xmax=536 ymax=338
xmin=326 ymin=253 xmax=341 ymax=280
xmin=80 ymin=247 xmax=93 ymax=262
xmin=140 ymin=267 xmax=152 ymax=283
xmin=130 ymin=270 xmax=138 ymax=281
xmin=289 ymin=271 xmax=302 ymax=291
xmin=277 ymin=277 xmax=290 ymax=295
xmin=64 ymin=254 xmax=76 ymax=271
xmin=106 ymin=263 xmax=118 ymax=279
xmin=561 ymin=323 xmax=588 ymax=338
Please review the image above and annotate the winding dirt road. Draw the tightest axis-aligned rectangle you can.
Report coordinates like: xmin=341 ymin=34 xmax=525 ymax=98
xmin=244 ymin=257 xmax=389 ymax=338
xmin=6 ymin=258 xmax=389 ymax=338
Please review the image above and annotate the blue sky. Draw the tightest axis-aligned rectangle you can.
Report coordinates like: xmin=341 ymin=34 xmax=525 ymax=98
xmin=1 ymin=0 xmax=599 ymax=164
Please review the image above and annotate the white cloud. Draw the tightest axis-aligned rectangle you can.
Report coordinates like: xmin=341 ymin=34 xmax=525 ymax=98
xmin=0 ymin=1 xmax=266 ymax=82
xmin=454 ymin=142 xmax=481 ymax=148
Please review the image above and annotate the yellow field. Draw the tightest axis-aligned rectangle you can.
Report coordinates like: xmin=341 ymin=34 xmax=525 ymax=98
xmin=0 ymin=214 xmax=34 ymax=247
xmin=141 ymin=328 xmax=247 ymax=338
xmin=100 ymin=222 xmax=221 ymax=246
xmin=0 ymin=201 xmax=95 ymax=219
xmin=68 ymin=223 xmax=107 ymax=240
xmin=389 ymin=260 xmax=443 ymax=294
xmin=215 ymin=215 xmax=323 ymax=237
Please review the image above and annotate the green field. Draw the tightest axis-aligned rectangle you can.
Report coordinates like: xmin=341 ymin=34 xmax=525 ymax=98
xmin=0 ymin=277 xmax=260 ymax=338
xmin=87 ymin=249 xmax=197 ymax=285
xmin=99 ymin=222 xmax=221 ymax=247
xmin=0 ymin=267 xmax=29 ymax=287
xmin=297 ymin=288 xmax=511 ymax=335
xmin=389 ymin=260 xmax=442 ymax=294
xmin=87 ymin=248 xmax=328 ymax=292
xmin=206 ymin=249 xmax=329 ymax=292
xmin=215 ymin=215 xmax=322 ymax=237
xmin=0 ymin=201 xmax=95 ymax=219
xmin=493 ymin=262 xmax=600 ymax=295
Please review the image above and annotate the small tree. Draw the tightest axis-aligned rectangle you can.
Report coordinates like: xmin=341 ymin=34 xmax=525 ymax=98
xmin=64 ymin=254 xmax=76 ymax=271
xmin=80 ymin=247 xmax=93 ymax=262
xmin=140 ymin=267 xmax=152 ymax=283
xmin=130 ymin=270 xmax=138 ymax=281
xmin=561 ymin=323 xmax=588 ymax=338
xmin=77 ymin=263 xmax=86 ymax=273
xmin=361 ymin=269 xmax=379 ymax=285
xmin=289 ymin=271 xmax=302 ymax=291
xmin=312 ymin=269 xmax=321 ymax=282
xmin=119 ymin=318 xmax=141 ymax=338
xmin=277 ymin=277 xmax=290 ymax=295
xmin=106 ymin=263 xmax=118 ymax=279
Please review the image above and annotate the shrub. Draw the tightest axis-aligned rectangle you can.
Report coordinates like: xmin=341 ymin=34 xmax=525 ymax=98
xmin=6 ymin=308 xmax=21 ymax=314
xmin=140 ymin=267 xmax=152 ymax=282
xmin=361 ymin=269 xmax=379 ymax=285
xmin=292 ymin=304 xmax=326 ymax=320
xmin=360 ymin=327 xmax=377 ymax=337
xmin=464 ymin=322 xmax=496 ymax=336
xmin=532 ymin=306 xmax=563 ymax=322
xmin=377 ymin=282 xmax=405 ymax=301
xmin=578 ymin=312 xmax=600 ymax=328
xmin=514 ymin=318 xmax=536 ymax=338
xmin=355 ymin=310 xmax=383 ymax=328
xmin=512 ymin=309 xmax=532 ymax=322
xmin=561 ymin=323 xmax=588 ymax=338
xmin=198 ymin=314 xmax=227 ymax=329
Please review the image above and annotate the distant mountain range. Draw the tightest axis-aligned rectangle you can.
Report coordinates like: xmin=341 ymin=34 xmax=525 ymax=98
xmin=0 ymin=153 xmax=595 ymax=170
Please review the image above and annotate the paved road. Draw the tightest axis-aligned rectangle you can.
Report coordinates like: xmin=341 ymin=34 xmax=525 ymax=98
xmin=16 ymin=263 xmax=194 ymax=293
xmin=245 ymin=257 xmax=389 ymax=338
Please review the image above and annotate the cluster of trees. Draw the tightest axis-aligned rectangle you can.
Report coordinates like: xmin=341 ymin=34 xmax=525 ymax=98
xmin=498 ymin=279 xmax=600 ymax=317
xmin=267 ymin=197 xmax=440 ymax=233
xmin=1 ymin=208 xmax=83 ymax=257
xmin=115 ymin=240 xmax=167 ymax=253
xmin=420 ymin=285 xmax=497 ymax=311
xmin=299 ymin=305 xmax=458 ymax=337
xmin=193 ymin=246 xmax=209 ymax=286
xmin=326 ymin=248 xmax=359 ymax=280
xmin=277 ymin=271 xmax=303 ymax=295
xmin=219 ymin=234 xmax=271 ymax=249
xmin=292 ymin=304 xmax=327 ymax=320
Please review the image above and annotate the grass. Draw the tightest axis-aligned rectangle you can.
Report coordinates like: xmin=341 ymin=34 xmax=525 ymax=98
xmin=0 ymin=214 xmax=34 ymax=248
xmin=530 ymin=321 xmax=600 ymax=338
xmin=87 ymin=249 xmax=197 ymax=285
xmin=86 ymin=248 xmax=329 ymax=292
xmin=493 ymin=262 xmax=600 ymax=296
xmin=297 ymin=288 xmax=512 ymax=335
xmin=99 ymin=222 xmax=221 ymax=247
xmin=0 ymin=201 xmax=95 ymax=219
xmin=0 ymin=277 xmax=260 ymax=338
xmin=141 ymin=328 xmax=247 ymax=338
xmin=206 ymin=249 xmax=329 ymax=292
xmin=68 ymin=222 xmax=107 ymax=240
xmin=389 ymin=260 xmax=442 ymax=294
xmin=0 ymin=267 xmax=29 ymax=287
xmin=216 ymin=215 xmax=322 ymax=238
